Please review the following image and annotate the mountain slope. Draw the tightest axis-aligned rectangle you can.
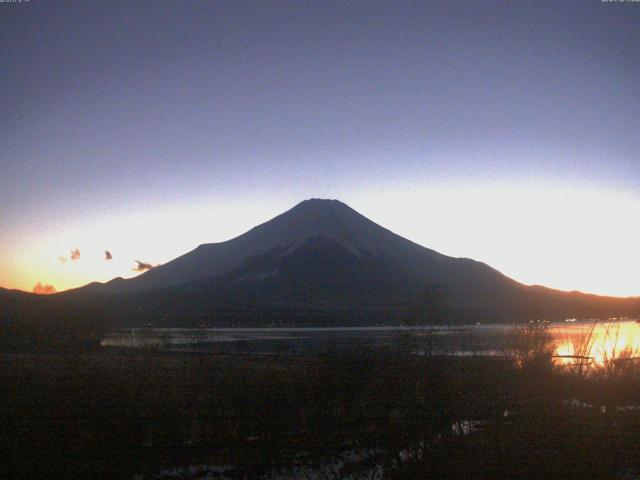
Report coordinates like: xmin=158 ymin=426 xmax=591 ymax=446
xmin=62 ymin=198 xmax=640 ymax=326
xmin=95 ymin=198 xmax=516 ymax=294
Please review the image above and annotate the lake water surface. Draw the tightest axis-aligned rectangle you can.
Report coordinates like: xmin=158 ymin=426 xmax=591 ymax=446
xmin=102 ymin=320 xmax=640 ymax=363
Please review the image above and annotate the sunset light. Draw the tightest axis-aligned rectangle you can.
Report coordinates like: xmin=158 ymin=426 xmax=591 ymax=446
xmin=553 ymin=322 xmax=640 ymax=367
xmin=2 ymin=2 xmax=640 ymax=477
xmin=3 ymin=182 xmax=638 ymax=297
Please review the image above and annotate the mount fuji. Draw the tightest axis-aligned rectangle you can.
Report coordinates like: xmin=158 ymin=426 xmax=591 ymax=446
xmin=60 ymin=198 xmax=639 ymax=326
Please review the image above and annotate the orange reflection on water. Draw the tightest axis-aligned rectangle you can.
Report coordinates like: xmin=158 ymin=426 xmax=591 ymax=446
xmin=551 ymin=321 xmax=640 ymax=367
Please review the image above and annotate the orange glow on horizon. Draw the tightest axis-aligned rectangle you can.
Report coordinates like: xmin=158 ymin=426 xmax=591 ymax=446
xmin=1 ymin=185 xmax=639 ymax=297
xmin=32 ymin=282 xmax=56 ymax=295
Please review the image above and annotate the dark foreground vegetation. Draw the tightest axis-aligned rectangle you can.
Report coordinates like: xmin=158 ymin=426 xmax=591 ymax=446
xmin=2 ymin=322 xmax=640 ymax=480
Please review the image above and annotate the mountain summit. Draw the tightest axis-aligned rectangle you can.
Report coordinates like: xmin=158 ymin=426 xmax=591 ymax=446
xmin=99 ymin=198 xmax=505 ymax=294
xmin=70 ymin=198 xmax=638 ymax=326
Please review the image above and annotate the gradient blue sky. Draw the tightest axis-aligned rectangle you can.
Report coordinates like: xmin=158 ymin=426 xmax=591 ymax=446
xmin=1 ymin=0 xmax=639 ymax=295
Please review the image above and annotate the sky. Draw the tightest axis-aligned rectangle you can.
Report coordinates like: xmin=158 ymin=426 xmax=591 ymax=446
xmin=1 ymin=0 xmax=639 ymax=296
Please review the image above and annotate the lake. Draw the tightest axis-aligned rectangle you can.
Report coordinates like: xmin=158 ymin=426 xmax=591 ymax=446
xmin=101 ymin=319 xmax=640 ymax=363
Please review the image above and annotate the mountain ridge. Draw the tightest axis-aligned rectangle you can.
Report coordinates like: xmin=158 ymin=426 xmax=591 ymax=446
xmin=83 ymin=198 xmax=498 ymax=294
xmin=6 ymin=199 xmax=639 ymax=326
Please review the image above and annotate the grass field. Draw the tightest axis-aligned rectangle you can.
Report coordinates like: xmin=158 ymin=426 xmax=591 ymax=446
xmin=2 ymin=328 xmax=640 ymax=479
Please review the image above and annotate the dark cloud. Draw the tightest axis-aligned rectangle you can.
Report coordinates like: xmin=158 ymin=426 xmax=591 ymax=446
xmin=59 ymin=256 xmax=68 ymax=264
xmin=70 ymin=248 xmax=81 ymax=261
xmin=105 ymin=250 xmax=113 ymax=260
xmin=133 ymin=260 xmax=156 ymax=272
xmin=33 ymin=282 xmax=56 ymax=294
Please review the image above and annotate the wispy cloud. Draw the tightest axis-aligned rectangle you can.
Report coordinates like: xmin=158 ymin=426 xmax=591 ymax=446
xmin=133 ymin=260 xmax=156 ymax=272
xmin=105 ymin=250 xmax=113 ymax=260
xmin=33 ymin=282 xmax=56 ymax=294
xmin=70 ymin=248 xmax=81 ymax=261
